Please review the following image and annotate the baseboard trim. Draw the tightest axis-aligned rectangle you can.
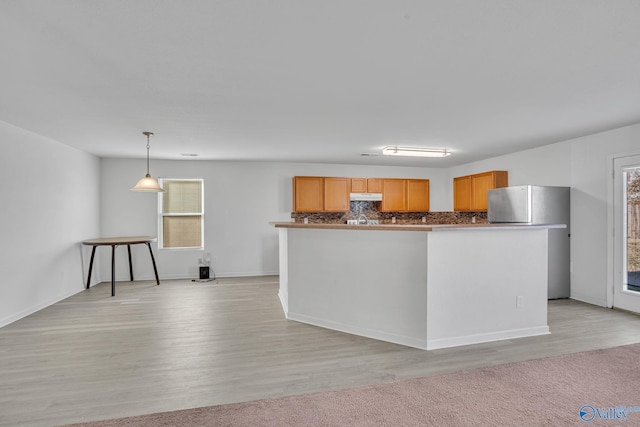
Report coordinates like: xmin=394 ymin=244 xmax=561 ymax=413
xmin=0 ymin=287 xmax=84 ymax=329
xmin=278 ymin=292 xmax=288 ymax=315
xmin=286 ymin=311 xmax=429 ymax=350
xmin=285 ymin=311 xmax=550 ymax=351
xmin=426 ymin=326 xmax=551 ymax=350
xmin=110 ymin=271 xmax=280 ymax=281
xmin=570 ymin=294 xmax=608 ymax=308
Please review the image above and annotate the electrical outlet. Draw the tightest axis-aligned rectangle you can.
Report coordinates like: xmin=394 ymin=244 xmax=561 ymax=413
xmin=516 ymin=295 xmax=525 ymax=309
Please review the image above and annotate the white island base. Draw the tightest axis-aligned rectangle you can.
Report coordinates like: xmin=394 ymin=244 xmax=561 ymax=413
xmin=276 ymin=223 xmax=558 ymax=350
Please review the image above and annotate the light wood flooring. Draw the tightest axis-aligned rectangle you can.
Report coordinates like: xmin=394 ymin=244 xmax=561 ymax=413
xmin=2 ymin=276 xmax=640 ymax=426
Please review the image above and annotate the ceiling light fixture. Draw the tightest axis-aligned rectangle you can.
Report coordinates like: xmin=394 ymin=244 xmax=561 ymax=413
xmin=382 ymin=146 xmax=451 ymax=158
xmin=130 ymin=131 xmax=165 ymax=192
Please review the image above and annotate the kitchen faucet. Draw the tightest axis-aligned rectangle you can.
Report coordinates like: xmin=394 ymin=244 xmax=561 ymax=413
xmin=357 ymin=213 xmax=368 ymax=225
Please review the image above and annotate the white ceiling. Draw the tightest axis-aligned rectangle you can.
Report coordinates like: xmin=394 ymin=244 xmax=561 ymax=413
xmin=2 ymin=0 xmax=640 ymax=167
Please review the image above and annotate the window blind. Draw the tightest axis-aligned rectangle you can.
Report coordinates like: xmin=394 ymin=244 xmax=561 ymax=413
xmin=160 ymin=179 xmax=203 ymax=249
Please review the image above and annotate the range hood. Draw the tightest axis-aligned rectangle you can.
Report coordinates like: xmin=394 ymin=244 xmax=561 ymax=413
xmin=350 ymin=192 xmax=382 ymax=201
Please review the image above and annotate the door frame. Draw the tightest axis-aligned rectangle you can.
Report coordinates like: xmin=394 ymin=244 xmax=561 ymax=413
xmin=609 ymin=153 xmax=640 ymax=312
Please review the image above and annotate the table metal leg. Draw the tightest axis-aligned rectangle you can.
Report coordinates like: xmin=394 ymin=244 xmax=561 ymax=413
xmin=86 ymin=246 xmax=97 ymax=289
xmin=146 ymin=242 xmax=160 ymax=286
xmin=127 ymin=244 xmax=134 ymax=281
xmin=111 ymin=245 xmax=116 ymax=297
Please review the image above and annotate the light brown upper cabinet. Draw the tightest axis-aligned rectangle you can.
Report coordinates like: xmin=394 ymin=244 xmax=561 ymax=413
xmin=453 ymin=171 xmax=508 ymax=211
xmin=471 ymin=172 xmax=507 ymax=210
xmin=293 ymin=176 xmax=324 ymax=212
xmin=351 ymin=178 xmax=382 ymax=193
xmin=453 ymin=175 xmax=472 ymax=211
xmin=324 ymin=177 xmax=350 ymax=212
xmin=381 ymin=179 xmax=429 ymax=212
xmin=351 ymin=178 xmax=367 ymax=193
xmin=381 ymin=179 xmax=407 ymax=211
xmin=293 ymin=176 xmax=351 ymax=212
xmin=294 ymin=176 xmax=429 ymax=213
xmin=407 ymin=179 xmax=430 ymax=212
xmin=366 ymin=178 xmax=382 ymax=193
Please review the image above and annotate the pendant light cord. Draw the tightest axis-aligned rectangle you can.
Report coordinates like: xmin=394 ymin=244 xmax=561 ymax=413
xmin=146 ymin=136 xmax=151 ymax=176
xmin=143 ymin=131 xmax=154 ymax=177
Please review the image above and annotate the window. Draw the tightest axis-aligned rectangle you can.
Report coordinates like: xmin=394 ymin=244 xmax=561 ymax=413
xmin=624 ymin=166 xmax=640 ymax=292
xmin=158 ymin=178 xmax=204 ymax=249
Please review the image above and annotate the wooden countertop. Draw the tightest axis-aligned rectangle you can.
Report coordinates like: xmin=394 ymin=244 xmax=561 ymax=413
xmin=271 ymin=222 xmax=566 ymax=232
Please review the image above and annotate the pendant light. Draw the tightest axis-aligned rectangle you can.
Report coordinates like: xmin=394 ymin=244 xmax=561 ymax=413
xmin=130 ymin=131 xmax=165 ymax=192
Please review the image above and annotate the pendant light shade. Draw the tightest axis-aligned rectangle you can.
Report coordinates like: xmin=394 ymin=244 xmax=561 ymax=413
xmin=130 ymin=131 xmax=164 ymax=192
xmin=131 ymin=174 xmax=164 ymax=192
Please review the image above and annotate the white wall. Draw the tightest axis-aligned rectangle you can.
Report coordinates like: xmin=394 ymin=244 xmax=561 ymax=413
xmin=100 ymin=159 xmax=446 ymax=280
xmin=446 ymin=124 xmax=640 ymax=307
xmin=444 ymin=141 xmax=572 ymax=211
xmin=0 ymin=121 xmax=100 ymax=327
xmin=568 ymin=124 xmax=640 ymax=307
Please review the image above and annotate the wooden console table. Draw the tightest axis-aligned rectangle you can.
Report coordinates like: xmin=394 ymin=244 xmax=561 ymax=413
xmin=82 ymin=236 xmax=160 ymax=296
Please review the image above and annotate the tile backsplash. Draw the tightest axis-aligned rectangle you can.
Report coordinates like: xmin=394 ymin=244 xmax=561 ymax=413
xmin=291 ymin=201 xmax=487 ymax=224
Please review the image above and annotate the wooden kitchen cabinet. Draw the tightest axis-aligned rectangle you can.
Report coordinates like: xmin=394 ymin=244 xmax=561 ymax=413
xmin=324 ymin=177 xmax=350 ymax=212
xmin=351 ymin=178 xmax=367 ymax=193
xmin=351 ymin=178 xmax=382 ymax=193
xmin=453 ymin=171 xmax=508 ymax=211
xmin=293 ymin=176 xmax=324 ymax=212
xmin=382 ymin=178 xmax=430 ymax=212
xmin=407 ymin=179 xmax=430 ymax=211
xmin=453 ymin=175 xmax=472 ymax=211
xmin=293 ymin=176 xmax=350 ymax=212
xmin=294 ymin=175 xmax=429 ymax=213
xmin=471 ymin=172 xmax=507 ymax=210
xmin=381 ymin=179 xmax=407 ymax=211
xmin=366 ymin=178 xmax=382 ymax=193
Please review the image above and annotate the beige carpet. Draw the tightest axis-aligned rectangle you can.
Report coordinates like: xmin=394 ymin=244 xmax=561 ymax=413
xmin=63 ymin=343 xmax=640 ymax=426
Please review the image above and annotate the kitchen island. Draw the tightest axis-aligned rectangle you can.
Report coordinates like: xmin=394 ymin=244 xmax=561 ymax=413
xmin=273 ymin=222 xmax=565 ymax=350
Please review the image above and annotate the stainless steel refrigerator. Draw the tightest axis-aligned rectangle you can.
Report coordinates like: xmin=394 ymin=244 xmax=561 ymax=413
xmin=488 ymin=185 xmax=570 ymax=299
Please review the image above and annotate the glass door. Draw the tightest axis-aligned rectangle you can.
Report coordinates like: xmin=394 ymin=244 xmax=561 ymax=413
xmin=613 ymin=155 xmax=640 ymax=313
